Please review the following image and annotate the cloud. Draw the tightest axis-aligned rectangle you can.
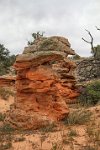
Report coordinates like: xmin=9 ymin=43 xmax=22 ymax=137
xmin=0 ymin=0 xmax=100 ymax=56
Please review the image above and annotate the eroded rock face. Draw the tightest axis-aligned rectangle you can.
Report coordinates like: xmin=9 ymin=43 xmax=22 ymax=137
xmin=7 ymin=36 xmax=79 ymax=129
xmin=0 ymin=75 xmax=15 ymax=87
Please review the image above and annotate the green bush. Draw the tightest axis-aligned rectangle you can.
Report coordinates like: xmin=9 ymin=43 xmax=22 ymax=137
xmin=0 ymin=44 xmax=16 ymax=75
xmin=93 ymin=45 xmax=100 ymax=59
xmin=78 ymin=81 xmax=100 ymax=106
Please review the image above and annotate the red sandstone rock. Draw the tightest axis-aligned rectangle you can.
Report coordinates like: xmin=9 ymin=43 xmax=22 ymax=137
xmin=6 ymin=36 xmax=79 ymax=129
xmin=0 ymin=75 xmax=16 ymax=87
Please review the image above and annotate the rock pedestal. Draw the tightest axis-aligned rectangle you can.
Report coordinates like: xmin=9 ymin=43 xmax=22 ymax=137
xmin=7 ymin=36 xmax=79 ymax=129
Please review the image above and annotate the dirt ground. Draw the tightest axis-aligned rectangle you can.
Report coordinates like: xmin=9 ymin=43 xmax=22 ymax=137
xmin=0 ymin=94 xmax=100 ymax=150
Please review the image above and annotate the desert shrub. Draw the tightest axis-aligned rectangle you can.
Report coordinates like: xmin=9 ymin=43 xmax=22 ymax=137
xmin=0 ymin=87 xmax=14 ymax=100
xmin=0 ymin=113 xmax=5 ymax=121
xmin=78 ymin=81 xmax=100 ymax=106
xmin=0 ymin=142 xmax=12 ymax=150
xmin=51 ymin=142 xmax=64 ymax=150
xmin=0 ymin=124 xmax=15 ymax=133
xmin=40 ymin=123 xmax=56 ymax=133
xmin=67 ymin=129 xmax=78 ymax=137
xmin=63 ymin=109 xmax=92 ymax=125
xmin=14 ymin=136 xmax=25 ymax=142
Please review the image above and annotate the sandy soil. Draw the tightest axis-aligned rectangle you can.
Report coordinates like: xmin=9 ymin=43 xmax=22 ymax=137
xmin=0 ymin=95 xmax=100 ymax=150
xmin=0 ymin=96 xmax=14 ymax=113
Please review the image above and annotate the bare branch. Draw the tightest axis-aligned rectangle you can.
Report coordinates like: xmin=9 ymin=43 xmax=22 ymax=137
xmin=82 ymin=29 xmax=94 ymax=51
xmin=95 ymin=26 xmax=100 ymax=30
xmin=82 ymin=38 xmax=91 ymax=44
xmin=85 ymin=29 xmax=93 ymax=43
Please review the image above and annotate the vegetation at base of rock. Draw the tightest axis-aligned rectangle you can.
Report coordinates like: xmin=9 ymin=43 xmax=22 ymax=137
xmin=0 ymin=44 xmax=16 ymax=75
xmin=0 ymin=113 xmax=6 ymax=121
xmin=0 ymin=124 xmax=15 ymax=133
xmin=0 ymin=133 xmax=13 ymax=150
xmin=51 ymin=142 xmax=64 ymax=150
xmin=78 ymin=80 xmax=100 ymax=106
xmin=0 ymin=142 xmax=12 ymax=150
xmin=14 ymin=136 xmax=26 ymax=142
xmin=0 ymin=87 xmax=14 ymax=100
xmin=62 ymin=109 xmax=92 ymax=125
xmin=67 ymin=129 xmax=78 ymax=137
xmin=40 ymin=123 xmax=56 ymax=133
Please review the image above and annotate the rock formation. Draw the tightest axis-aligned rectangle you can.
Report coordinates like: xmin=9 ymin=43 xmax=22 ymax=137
xmin=75 ymin=58 xmax=100 ymax=82
xmin=0 ymin=75 xmax=15 ymax=87
xmin=7 ymin=36 xmax=79 ymax=129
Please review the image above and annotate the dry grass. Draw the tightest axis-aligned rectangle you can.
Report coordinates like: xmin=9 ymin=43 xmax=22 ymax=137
xmin=63 ymin=109 xmax=92 ymax=125
xmin=0 ymin=87 xmax=14 ymax=100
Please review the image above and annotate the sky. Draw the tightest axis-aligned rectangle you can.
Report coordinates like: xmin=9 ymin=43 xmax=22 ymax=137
xmin=0 ymin=0 xmax=100 ymax=56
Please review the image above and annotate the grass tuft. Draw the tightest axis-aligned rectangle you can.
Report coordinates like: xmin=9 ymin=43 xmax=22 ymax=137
xmin=0 ymin=124 xmax=15 ymax=133
xmin=0 ymin=87 xmax=14 ymax=100
xmin=63 ymin=109 xmax=92 ymax=125
xmin=0 ymin=113 xmax=5 ymax=121
xmin=78 ymin=80 xmax=100 ymax=106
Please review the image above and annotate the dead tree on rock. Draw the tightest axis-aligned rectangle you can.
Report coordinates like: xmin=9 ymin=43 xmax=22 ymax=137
xmin=82 ymin=29 xmax=95 ymax=57
xmin=82 ymin=27 xmax=100 ymax=58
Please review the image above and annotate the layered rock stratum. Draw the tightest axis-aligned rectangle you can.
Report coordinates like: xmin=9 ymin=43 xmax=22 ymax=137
xmin=7 ymin=36 xmax=79 ymax=129
xmin=0 ymin=75 xmax=15 ymax=86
